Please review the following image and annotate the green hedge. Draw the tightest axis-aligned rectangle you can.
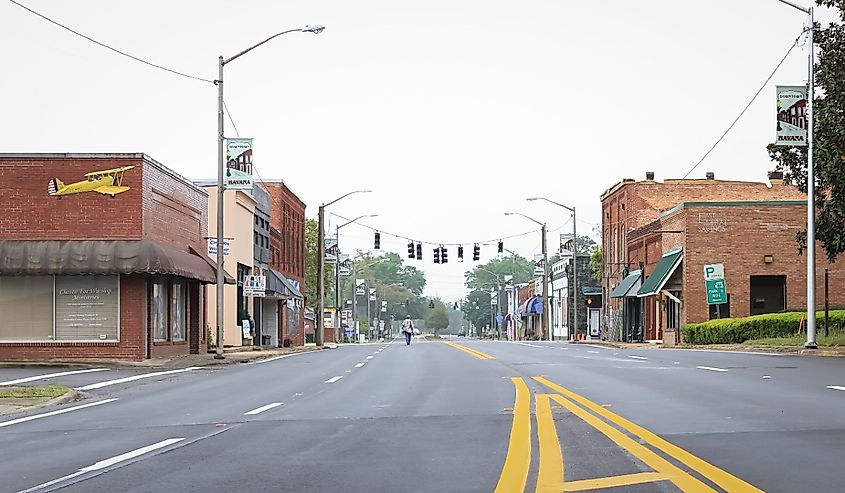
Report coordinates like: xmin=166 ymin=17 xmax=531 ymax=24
xmin=682 ymin=310 xmax=845 ymax=344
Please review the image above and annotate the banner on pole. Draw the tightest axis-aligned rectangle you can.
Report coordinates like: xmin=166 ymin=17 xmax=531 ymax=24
xmin=224 ymin=138 xmax=254 ymax=190
xmin=338 ymin=254 xmax=351 ymax=276
xmin=775 ymin=86 xmax=808 ymax=146
xmin=355 ymin=279 xmax=365 ymax=296
xmin=324 ymin=235 xmax=338 ymax=264
xmin=369 ymin=288 xmax=377 ymax=302
xmin=533 ymin=254 xmax=545 ymax=275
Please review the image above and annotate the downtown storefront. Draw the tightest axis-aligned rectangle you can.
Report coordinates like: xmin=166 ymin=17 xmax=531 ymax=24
xmin=0 ymin=240 xmax=229 ymax=360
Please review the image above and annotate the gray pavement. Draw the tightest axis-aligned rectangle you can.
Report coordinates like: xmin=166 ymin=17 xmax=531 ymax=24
xmin=0 ymin=338 xmax=843 ymax=492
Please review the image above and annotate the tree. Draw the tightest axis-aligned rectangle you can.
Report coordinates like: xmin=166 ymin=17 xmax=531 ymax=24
xmin=767 ymin=1 xmax=845 ymax=261
xmin=590 ymin=245 xmax=603 ymax=283
xmin=304 ymin=218 xmax=333 ymax=311
xmin=425 ymin=302 xmax=450 ymax=335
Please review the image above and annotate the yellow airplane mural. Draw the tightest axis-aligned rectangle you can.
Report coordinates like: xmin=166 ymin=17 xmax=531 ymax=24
xmin=48 ymin=166 xmax=135 ymax=198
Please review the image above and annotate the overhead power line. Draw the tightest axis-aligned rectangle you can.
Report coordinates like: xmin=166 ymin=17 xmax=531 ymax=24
xmin=682 ymin=31 xmax=803 ymax=179
xmin=9 ymin=0 xmax=213 ymax=84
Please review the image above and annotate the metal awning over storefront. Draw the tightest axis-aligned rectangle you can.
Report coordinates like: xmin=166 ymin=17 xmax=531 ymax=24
xmin=637 ymin=248 xmax=683 ymax=297
xmin=610 ymin=270 xmax=642 ymax=298
xmin=266 ymin=268 xmax=303 ymax=300
xmin=0 ymin=240 xmax=234 ymax=284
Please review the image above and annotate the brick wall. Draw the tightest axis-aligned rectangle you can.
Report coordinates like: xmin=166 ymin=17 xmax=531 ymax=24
xmin=142 ymin=159 xmax=207 ymax=253
xmin=0 ymin=155 xmax=144 ymax=239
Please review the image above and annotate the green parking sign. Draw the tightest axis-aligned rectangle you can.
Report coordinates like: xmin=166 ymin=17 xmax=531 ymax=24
xmin=706 ymin=279 xmax=727 ymax=305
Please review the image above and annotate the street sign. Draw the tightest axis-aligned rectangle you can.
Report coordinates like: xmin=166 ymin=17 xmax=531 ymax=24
xmin=243 ymin=275 xmax=266 ymax=297
xmin=207 ymin=238 xmax=230 ymax=257
xmin=706 ymin=278 xmax=727 ymax=305
xmin=703 ymin=263 xmax=725 ymax=281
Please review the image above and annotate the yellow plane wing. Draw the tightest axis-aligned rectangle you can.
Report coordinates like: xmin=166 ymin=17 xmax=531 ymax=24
xmin=94 ymin=186 xmax=131 ymax=196
xmin=84 ymin=165 xmax=135 ymax=177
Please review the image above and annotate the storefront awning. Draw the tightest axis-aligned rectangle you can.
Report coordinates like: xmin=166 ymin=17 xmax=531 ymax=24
xmin=267 ymin=268 xmax=303 ymax=300
xmin=0 ymin=240 xmax=235 ymax=284
xmin=637 ymin=248 xmax=683 ymax=297
xmin=518 ymin=295 xmax=544 ymax=316
xmin=610 ymin=270 xmax=642 ymax=298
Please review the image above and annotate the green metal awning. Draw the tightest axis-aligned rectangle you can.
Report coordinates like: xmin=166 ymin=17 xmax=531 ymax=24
xmin=637 ymin=248 xmax=683 ymax=297
xmin=610 ymin=270 xmax=642 ymax=298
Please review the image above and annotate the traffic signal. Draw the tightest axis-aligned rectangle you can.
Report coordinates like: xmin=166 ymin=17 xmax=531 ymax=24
xmin=374 ymin=232 xmax=381 ymax=250
xmin=433 ymin=247 xmax=440 ymax=264
xmin=429 ymin=300 xmax=435 ymax=309
xmin=473 ymin=244 xmax=480 ymax=261
xmin=498 ymin=240 xmax=503 ymax=254
xmin=407 ymin=242 xmax=415 ymax=259
xmin=458 ymin=246 xmax=464 ymax=262
xmin=416 ymin=242 xmax=422 ymax=260
xmin=441 ymin=247 xmax=448 ymax=263
xmin=585 ymin=293 xmax=603 ymax=308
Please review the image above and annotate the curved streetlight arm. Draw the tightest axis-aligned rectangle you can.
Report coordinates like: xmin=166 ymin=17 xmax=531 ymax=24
xmin=475 ymin=267 xmax=501 ymax=283
xmin=776 ymin=0 xmax=809 ymax=13
xmin=224 ymin=25 xmax=324 ymax=66
xmin=338 ymin=214 xmax=378 ymax=230
xmin=527 ymin=197 xmax=574 ymax=213
xmin=504 ymin=212 xmax=544 ymax=227
xmin=325 ymin=189 xmax=372 ymax=209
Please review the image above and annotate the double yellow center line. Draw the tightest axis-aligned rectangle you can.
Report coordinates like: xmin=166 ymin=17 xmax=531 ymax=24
xmin=496 ymin=376 xmax=763 ymax=493
xmin=444 ymin=341 xmax=495 ymax=360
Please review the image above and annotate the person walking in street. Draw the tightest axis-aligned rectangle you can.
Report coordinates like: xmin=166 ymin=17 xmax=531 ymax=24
xmin=401 ymin=315 xmax=414 ymax=345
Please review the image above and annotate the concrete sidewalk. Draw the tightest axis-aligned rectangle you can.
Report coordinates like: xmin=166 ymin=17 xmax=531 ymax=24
xmin=570 ymin=339 xmax=845 ymax=357
xmin=0 ymin=345 xmax=328 ymax=370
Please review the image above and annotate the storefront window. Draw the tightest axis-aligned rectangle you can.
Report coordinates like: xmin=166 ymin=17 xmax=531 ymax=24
xmin=152 ymin=281 xmax=167 ymax=341
xmin=171 ymin=282 xmax=186 ymax=341
xmin=54 ymin=276 xmax=119 ymax=341
xmin=0 ymin=276 xmax=53 ymax=341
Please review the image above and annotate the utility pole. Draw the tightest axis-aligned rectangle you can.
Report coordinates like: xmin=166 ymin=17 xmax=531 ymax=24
xmin=316 ymin=204 xmax=325 ymax=346
xmin=572 ymin=207 xmax=578 ymax=341
xmin=541 ymin=222 xmax=549 ymax=341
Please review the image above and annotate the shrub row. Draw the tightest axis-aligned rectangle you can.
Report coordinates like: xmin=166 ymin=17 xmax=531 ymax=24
xmin=682 ymin=310 xmax=845 ymax=344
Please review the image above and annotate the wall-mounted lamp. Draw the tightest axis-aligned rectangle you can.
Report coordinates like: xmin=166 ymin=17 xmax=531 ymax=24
xmin=763 ymin=255 xmax=774 ymax=264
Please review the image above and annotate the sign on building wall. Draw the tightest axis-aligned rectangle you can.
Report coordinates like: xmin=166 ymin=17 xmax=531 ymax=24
xmin=775 ymin=86 xmax=808 ymax=146
xmin=704 ymin=263 xmax=727 ymax=305
xmin=54 ymin=276 xmax=119 ymax=340
xmin=225 ymin=138 xmax=254 ymax=190
xmin=47 ymin=166 xmax=135 ymax=198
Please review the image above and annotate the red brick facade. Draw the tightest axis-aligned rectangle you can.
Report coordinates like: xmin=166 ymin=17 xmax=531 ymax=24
xmin=0 ymin=154 xmax=210 ymax=361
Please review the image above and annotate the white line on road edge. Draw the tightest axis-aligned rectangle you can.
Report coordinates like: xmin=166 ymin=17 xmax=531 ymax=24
xmin=75 ymin=367 xmax=200 ymax=391
xmin=580 ymin=344 xmax=614 ymax=351
xmin=628 ymin=355 xmax=649 ymax=360
xmin=0 ymin=398 xmax=117 ymax=429
xmin=325 ymin=376 xmax=343 ymax=384
xmin=366 ymin=356 xmax=374 ymax=360
xmin=515 ymin=342 xmax=544 ymax=348
xmin=587 ymin=350 xmax=600 ymax=354
xmin=697 ymin=366 xmax=729 ymax=372
xmin=244 ymin=402 xmax=283 ymax=415
xmin=354 ymin=363 xmax=365 ymax=368
xmin=0 ymin=368 xmax=109 ymax=386
xmin=18 ymin=438 xmax=185 ymax=493
xmin=827 ymin=385 xmax=845 ymax=391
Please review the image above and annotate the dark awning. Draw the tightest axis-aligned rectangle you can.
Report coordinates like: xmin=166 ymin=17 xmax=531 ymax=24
xmin=0 ymin=240 xmax=235 ymax=284
xmin=278 ymin=273 xmax=303 ymax=299
xmin=637 ymin=248 xmax=683 ymax=297
xmin=610 ymin=270 xmax=642 ymax=298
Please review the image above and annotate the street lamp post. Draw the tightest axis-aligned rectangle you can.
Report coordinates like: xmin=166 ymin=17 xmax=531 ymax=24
xmin=316 ymin=190 xmax=372 ymax=346
xmin=214 ymin=24 xmax=324 ymax=359
xmin=527 ymin=197 xmax=577 ymax=340
xmin=776 ymin=0 xmax=816 ymax=348
xmin=333 ymin=214 xmax=378 ymax=341
xmin=505 ymin=212 xmax=549 ymax=341
xmin=477 ymin=267 xmax=502 ymax=339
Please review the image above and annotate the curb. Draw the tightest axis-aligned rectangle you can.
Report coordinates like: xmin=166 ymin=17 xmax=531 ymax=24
xmin=0 ymin=388 xmax=81 ymax=417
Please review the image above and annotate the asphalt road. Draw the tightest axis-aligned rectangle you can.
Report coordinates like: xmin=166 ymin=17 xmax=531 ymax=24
xmin=1 ymin=338 xmax=844 ymax=492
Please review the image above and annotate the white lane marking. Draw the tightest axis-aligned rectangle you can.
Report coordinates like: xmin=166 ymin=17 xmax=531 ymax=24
xmin=587 ymin=350 xmax=600 ymax=354
xmin=628 ymin=355 xmax=649 ymax=360
xmin=697 ymin=366 xmax=729 ymax=372
xmin=75 ymin=367 xmax=200 ymax=391
xmin=366 ymin=356 xmax=374 ymax=360
xmin=581 ymin=344 xmax=614 ymax=351
xmin=827 ymin=385 xmax=845 ymax=391
xmin=0 ymin=368 xmax=109 ymax=386
xmin=674 ymin=348 xmax=782 ymax=357
xmin=244 ymin=402 xmax=283 ymax=415
xmin=0 ymin=399 xmax=117 ymax=429
xmin=354 ymin=363 xmax=365 ymax=368
xmin=325 ymin=376 xmax=343 ymax=384
xmin=515 ymin=342 xmax=543 ymax=348
xmin=81 ymin=438 xmax=185 ymax=472
xmin=763 ymin=375 xmax=772 ymax=379
xmin=674 ymin=362 xmax=680 ymax=365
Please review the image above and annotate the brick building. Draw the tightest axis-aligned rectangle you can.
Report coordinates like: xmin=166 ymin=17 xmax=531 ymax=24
xmin=601 ymin=171 xmax=845 ymax=343
xmin=260 ymin=180 xmax=307 ymax=345
xmin=0 ymin=153 xmax=228 ymax=361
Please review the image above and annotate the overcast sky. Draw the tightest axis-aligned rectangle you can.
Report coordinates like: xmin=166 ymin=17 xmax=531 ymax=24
xmin=0 ymin=0 xmax=835 ymax=301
